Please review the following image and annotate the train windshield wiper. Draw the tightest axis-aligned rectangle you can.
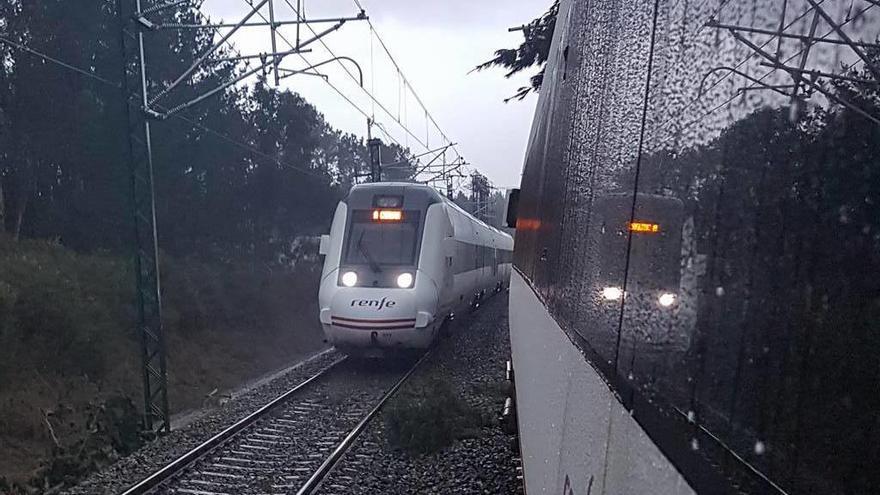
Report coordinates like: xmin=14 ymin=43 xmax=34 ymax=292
xmin=356 ymin=231 xmax=382 ymax=273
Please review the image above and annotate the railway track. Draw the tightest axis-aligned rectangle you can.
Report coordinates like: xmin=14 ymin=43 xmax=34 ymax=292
xmin=119 ymin=352 xmax=429 ymax=495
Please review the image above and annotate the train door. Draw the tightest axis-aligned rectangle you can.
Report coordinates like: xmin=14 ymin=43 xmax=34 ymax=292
xmin=442 ymin=247 xmax=454 ymax=311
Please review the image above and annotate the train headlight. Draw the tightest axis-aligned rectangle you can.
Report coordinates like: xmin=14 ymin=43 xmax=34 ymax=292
xmin=602 ymin=287 xmax=623 ymax=301
xmin=658 ymin=292 xmax=676 ymax=307
xmin=341 ymin=271 xmax=358 ymax=287
xmin=396 ymin=272 xmax=414 ymax=289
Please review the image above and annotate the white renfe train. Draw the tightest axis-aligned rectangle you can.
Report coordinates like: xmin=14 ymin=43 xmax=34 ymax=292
xmin=317 ymin=182 xmax=513 ymax=356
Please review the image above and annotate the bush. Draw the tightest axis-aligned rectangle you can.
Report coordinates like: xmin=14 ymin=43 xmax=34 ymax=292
xmin=0 ymin=235 xmax=132 ymax=381
xmin=29 ymin=395 xmax=142 ymax=492
xmin=0 ymin=233 xmax=325 ymax=489
xmin=383 ymin=378 xmax=487 ymax=455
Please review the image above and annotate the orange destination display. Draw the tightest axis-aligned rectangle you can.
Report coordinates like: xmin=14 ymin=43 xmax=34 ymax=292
xmin=372 ymin=209 xmax=403 ymax=222
xmin=628 ymin=221 xmax=660 ymax=233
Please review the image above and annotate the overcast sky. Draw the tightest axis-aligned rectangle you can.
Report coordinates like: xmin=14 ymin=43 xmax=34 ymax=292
xmin=201 ymin=0 xmax=549 ymax=188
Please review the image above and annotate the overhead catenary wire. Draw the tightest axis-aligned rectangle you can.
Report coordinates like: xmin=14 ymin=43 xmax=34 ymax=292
xmin=0 ymin=34 xmax=331 ymax=181
xmin=141 ymin=0 xmax=484 ymax=193
xmin=239 ymin=0 xmax=408 ymax=151
xmin=352 ymin=3 xmax=471 ymax=185
xmin=656 ymin=0 xmax=826 ymax=132
xmin=236 ymin=0 xmax=488 ymax=193
xmin=0 ymin=34 xmax=122 ymax=88
xmin=276 ymin=0 xmax=436 ymax=154
xmin=280 ymin=0 xmax=465 ymax=167
xmin=239 ymin=0 xmax=467 ymax=187
xmin=659 ymin=0 xmax=876 ymax=138
xmin=351 ymin=0 xmax=458 ymax=153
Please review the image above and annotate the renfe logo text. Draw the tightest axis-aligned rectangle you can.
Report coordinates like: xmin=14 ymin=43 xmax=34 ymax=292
xmin=350 ymin=297 xmax=397 ymax=310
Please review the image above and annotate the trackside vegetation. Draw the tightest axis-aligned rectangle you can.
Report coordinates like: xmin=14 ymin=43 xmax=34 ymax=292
xmin=0 ymin=234 xmax=326 ymax=491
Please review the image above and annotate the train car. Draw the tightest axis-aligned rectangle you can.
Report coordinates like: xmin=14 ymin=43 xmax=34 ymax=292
xmin=579 ymin=192 xmax=687 ymax=357
xmin=318 ymin=182 xmax=513 ymax=356
xmin=507 ymin=0 xmax=880 ymax=493
xmin=591 ymin=192 xmax=684 ymax=308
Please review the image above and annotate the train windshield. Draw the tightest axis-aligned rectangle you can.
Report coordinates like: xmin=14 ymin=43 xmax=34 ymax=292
xmin=343 ymin=209 xmax=421 ymax=266
xmin=592 ymin=194 xmax=683 ymax=291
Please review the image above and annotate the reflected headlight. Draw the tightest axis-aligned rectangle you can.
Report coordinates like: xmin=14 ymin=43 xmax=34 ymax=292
xmin=341 ymin=271 xmax=358 ymax=287
xmin=602 ymin=287 xmax=623 ymax=301
xmin=658 ymin=292 xmax=676 ymax=307
xmin=396 ymin=272 xmax=414 ymax=289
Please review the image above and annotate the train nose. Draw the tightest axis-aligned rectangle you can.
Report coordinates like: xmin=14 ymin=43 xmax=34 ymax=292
xmin=325 ymin=289 xmax=417 ymax=324
xmin=319 ymin=289 xmax=436 ymax=351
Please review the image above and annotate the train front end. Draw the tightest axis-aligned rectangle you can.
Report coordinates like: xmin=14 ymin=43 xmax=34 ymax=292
xmin=317 ymin=184 xmax=442 ymax=356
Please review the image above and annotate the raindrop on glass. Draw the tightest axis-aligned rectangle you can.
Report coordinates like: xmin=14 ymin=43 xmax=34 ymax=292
xmin=754 ymin=441 xmax=766 ymax=455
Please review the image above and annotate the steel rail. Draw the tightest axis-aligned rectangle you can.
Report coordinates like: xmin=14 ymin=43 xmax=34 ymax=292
xmin=296 ymin=350 xmax=432 ymax=495
xmin=119 ymin=354 xmax=347 ymax=495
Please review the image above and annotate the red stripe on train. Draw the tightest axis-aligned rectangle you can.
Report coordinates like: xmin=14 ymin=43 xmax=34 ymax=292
xmin=331 ymin=322 xmax=415 ymax=330
xmin=331 ymin=316 xmax=417 ymax=324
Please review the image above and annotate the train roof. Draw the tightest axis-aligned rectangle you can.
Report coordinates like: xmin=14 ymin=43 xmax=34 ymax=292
xmin=347 ymin=181 xmax=512 ymax=241
xmin=349 ymin=181 xmax=445 ymax=200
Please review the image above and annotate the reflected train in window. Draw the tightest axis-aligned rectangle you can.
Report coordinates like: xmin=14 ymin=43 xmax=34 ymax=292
xmin=508 ymin=0 xmax=880 ymax=494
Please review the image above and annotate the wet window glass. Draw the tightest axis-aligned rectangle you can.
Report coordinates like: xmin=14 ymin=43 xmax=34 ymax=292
xmin=344 ymin=210 xmax=421 ymax=266
xmin=514 ymin=0 xmax=880 ymax=492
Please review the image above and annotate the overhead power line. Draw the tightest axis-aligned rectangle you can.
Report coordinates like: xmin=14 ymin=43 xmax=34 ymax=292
xmin=0 ymin=34 xmax=330 ymax=181
xmin=276 ymin=0 xmax=438 ymax=153
xmin=342 ymin=0 xmax=479 ymax=190
xmin=0 ymin=34 xmax=122 ymax=88
xmin=238 ymin=0 xmax=409 ymax=151
xmin=666 ymin=0 xmax=878 ymax=139
xmin=357 ymin=2 xmax=459 ymax=153
xmin=195 ymin=0 xmax=481 ymax=190
xmin=276 ymin=0 xmax=465 ymax=165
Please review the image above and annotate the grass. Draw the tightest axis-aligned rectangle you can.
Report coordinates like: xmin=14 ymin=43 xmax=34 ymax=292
xmin=0 ymin=234 xmax=326 ymax=491
xmin=383 ymin=377 xmax=492 ymax=456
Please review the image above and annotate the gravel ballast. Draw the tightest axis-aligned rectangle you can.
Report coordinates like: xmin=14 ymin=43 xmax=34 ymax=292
xmin=316 ymin=293 xmax=522 ymax=495
xmin=62 ymin=293 xmax=522 ymax=495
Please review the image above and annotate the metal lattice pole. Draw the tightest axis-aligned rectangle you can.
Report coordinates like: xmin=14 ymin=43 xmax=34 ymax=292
xmin=117 ymin=0 xmax=170 ymax=434
xmin=114 ymin=0 xmax=367 ymax=433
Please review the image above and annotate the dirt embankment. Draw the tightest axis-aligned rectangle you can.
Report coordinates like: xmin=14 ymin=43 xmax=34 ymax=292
xmin=0 ymin=235 xmax=325 ymax=493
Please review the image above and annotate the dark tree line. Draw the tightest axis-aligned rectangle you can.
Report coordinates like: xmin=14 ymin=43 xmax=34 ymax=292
xmin=0 ymin=0 xmax=416 ymax=263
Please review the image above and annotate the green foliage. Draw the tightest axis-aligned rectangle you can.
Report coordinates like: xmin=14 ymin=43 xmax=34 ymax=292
xmin=0 ymin=1 xmax=418 ymax=261
xmin=26 ymin=395 xmax=142 ymax=493
xmin=0 ymin=233 xmax=326 ymax=488
xmin=0 ymin=234 xmax=132 ymax=381
xmin=159 ymin=254 xmax=321 ymax=341
xmin=474 ymin=0 xmax=558 ymax=101
xmin=383 ymin=378 xmax=487 ymax=455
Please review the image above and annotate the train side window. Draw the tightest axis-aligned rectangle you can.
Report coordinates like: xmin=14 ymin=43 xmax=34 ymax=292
xmin=504 ymin=189 xmax=520 ymax=229
xmin=562 ymin=45 xmax=569 ymax=81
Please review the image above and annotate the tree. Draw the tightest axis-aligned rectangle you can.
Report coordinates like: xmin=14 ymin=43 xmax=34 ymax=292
xmin=473 ymin=0 xmax=558 ymax=102
xmin=453 ymin=191 xmax=471 ymax=213
xmin=378 ymin=142 xmax=417 ymax=182
xmin=0 ymin=0 xmax=384 ymax=266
